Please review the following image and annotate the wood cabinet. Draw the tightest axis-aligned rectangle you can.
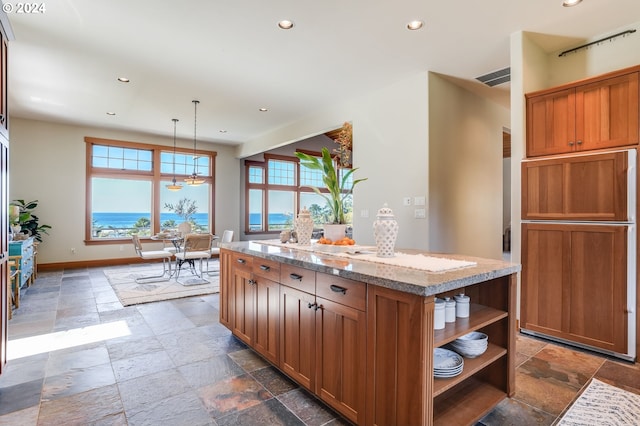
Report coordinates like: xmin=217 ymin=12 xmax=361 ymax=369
xmin=521 ymin=223 xmax=628 ymax=354
xmin=526 ymin=70 xmax=639 ymax=157
xmin=522 ymin=150 xmax=632 ymax=221
xmin=220 ymin=248 xmax=516 ymax=425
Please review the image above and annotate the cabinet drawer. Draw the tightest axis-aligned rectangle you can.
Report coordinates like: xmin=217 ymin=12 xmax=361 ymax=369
xmin=316 ymin=273 xmax=366 ymax=311
xmin=232 ymin=252 xmax=253 ymax=271
xmin=280 ymin=264 xmax=315 ymax=294
xmin=252 ymin=258 xmax=281 ymax=281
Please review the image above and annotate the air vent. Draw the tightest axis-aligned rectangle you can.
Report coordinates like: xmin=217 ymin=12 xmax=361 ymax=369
xmin=476 ymin=67 xmax=510 ymax=87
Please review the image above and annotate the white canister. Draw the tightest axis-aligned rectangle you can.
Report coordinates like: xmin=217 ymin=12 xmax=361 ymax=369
xmin=444 ymin=297 xmax=456 ymax=323
xmin=434 ymin=297 xmax=445 ymax=330
xmin=454 ymin=293 xmax=470 ymax=318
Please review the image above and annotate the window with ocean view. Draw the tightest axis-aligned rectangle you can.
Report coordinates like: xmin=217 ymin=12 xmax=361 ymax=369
xmin=245 ymin=151 xmax=354 ymax=233
xmin=86 ymin=137 xmax=215 ymax=242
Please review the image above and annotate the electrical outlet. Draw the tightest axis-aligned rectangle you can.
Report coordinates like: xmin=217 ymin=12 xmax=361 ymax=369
xmin=71 ymin=248 xmax=76 ymax=254
xmin=403 ymin=197 xmax=411 ymax=206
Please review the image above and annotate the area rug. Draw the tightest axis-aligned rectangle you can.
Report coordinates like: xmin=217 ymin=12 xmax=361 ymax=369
xmin=556 ymin=378 xmax=640 ymax=425
xmin=104 ymin=263 xmax=220 ymax=306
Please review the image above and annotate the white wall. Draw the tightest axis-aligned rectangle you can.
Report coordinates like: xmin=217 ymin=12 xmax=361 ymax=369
xmin=239 ymin=72 xmax=430 ymax=250
xmin=427 ymin=73 xmax=510 ymax=260
xmin=9 ymin=117 xmax=241 ymax=265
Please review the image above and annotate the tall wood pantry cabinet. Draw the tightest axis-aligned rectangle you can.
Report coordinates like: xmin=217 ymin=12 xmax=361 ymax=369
xmin=523 ymin=65 xmax=639 ymax=360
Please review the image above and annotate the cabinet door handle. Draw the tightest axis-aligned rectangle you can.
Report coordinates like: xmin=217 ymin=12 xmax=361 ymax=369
xmin=237 ymin=258 xmax=246 ymax=264
xmin=307 ymin=302 xmax=317 ymax=309
xmin=260 ymin=265 xmax=270 ymax=271
xmin=576 ymin=140 xmax=583 ymax=145
xmin=314 ymin=303 xmax=321 ymax=311
xmin=289 ymin=273 xmax=303 ymax=281
xmin=248 ymin=279 xmax=257 ymax=286
xmin=568 ymin=141 xmax=574 ymax=146
xmin=330 ymin=284 xmax=347 ymax=294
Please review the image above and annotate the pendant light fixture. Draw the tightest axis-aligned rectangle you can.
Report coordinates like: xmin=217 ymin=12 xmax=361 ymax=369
xmin=185 ymin=99 xmax=205 ymax=186
xmin=166 ymin=118 xmax=183 ymax=191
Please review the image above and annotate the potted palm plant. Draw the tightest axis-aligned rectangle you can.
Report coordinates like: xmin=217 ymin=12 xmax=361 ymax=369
xmin=295 ymin=124 xmax=366 ymax=240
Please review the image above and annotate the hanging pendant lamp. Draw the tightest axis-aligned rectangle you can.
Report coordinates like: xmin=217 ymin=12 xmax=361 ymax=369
xmin=185 ymin=99 xmax=205 ymax=186
xmin=166 ymin=118 xmax=183 ymax=191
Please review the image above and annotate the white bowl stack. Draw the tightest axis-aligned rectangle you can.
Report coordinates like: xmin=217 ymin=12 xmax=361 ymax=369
xmin=433 ymin=348 xmax=464 ymax=378
xmin=449 ymin=331 xmax=488 ymax=358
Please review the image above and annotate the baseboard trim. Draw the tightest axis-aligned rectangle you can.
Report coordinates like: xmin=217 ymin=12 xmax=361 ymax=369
xmin=38 ymin=257 xmax=163 ymax=271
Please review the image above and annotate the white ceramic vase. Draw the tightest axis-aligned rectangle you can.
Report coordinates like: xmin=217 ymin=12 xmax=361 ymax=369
xmin=323 ymin=223 xmax=347 ymax=242
xmin=373 ymin=203 xmax=399 ymax=258
xmin=295 ymin=207 xmax=314 ymax=245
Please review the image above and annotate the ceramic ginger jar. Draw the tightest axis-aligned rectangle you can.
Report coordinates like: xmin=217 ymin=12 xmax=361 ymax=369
xmin=373 ymin=203 xmax=399 ymax=258
xmin=295 ymin=207 xmax=314 ymax=245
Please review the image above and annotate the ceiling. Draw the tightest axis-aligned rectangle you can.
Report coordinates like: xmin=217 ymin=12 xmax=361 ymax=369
xmin=5 ymin=0 xmax=640 ymax=146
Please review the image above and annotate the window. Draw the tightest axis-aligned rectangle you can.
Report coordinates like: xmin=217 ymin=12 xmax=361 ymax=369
xmin=86 ymin=137 xmax=216 ymax=243
xmin=245 ymin=152 xmax=354 ymax=234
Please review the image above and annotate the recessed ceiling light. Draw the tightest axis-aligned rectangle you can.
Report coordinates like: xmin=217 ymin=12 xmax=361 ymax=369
xmin=407 ymin=20 xmax=424 ymax=30
xmin=259 ymin=108 xmax=268 ymax=112
xmin=219 ymin=130 xmax=227 ymax=133
xmin=562 ymin=0 xmax=583 ymax=7
xmin=117 ymin=77 xmax=130 ymax=83
xmin=106 ymin=112 xmax=116 ymax=116
xmin=278 ymin=20 xmax=294 ymax=30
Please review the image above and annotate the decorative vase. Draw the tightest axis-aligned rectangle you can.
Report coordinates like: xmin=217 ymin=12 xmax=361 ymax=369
xmin=295 ymin=207 xmax=314 ymax=245
xmin=10 ymin=224 xmax=21 ymax=236
xmin=373 ymin=203 xmax=399 ymax=258
xmin=323 ymin=223 xmax=347 ymax=242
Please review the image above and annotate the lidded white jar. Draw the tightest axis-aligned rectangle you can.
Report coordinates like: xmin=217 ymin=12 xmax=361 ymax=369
xmin=295 ymin=207 xmax=314 ymax=245
xmin=434 ymin=297 xmax=445 ymax=330
xmin=444 ymin=297 xmax=456 ymax=323
xmin=454 ymin=293 xmax=470 ymax=318
xmin=373 ymin=203 xmax=399 ymax=258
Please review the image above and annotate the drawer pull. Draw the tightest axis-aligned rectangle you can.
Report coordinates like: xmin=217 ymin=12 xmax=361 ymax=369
xmin=307 ymin=302 xmax=317 ymax=310
xmin=289 ymin=273 xmax=303 ymax=281
xmin=237 ymin=258 xmax=246 ymax=264
xmin=248 ymin=279 xmax=256 ymax=286
xmin=260 ymin=265 xmax=270 ymax=271
xmin=330 ymin=284 xmax=347 ymax=295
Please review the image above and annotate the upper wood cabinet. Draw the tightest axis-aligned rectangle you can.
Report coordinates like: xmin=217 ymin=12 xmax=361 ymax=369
xmin=522 ymin=149 xmax=633 ymax=221
xmin=526 ymin=70 xmax=639 ymax=157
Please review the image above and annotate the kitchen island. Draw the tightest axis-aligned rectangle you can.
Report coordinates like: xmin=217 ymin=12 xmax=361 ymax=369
xmin=219 ymin=241 xmax=520 ymax=426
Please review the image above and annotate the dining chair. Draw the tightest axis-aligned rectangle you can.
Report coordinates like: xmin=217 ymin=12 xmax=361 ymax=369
xmin=174 ymin=233 xmax=213 ymax=285
xmin=163 ymin=222 xmax=192 ymax=254
xmin=207 ymin=229 xmax=234 ymax=276
xmin=131 ymin=234 xmax=174 ymax=283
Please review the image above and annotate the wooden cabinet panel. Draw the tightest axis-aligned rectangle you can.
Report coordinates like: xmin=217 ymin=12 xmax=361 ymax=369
xmin=577 ymin=72 xmax=639 ymax=152
xmin=230 ymin=264 xmax=254 ymax=345
xmin=316 ymin=297 xmax=366 ymax=425
xmin=280 ymin=263 xmax=315 ymax=294
xmin=521 ymin=223 xmax=628 ymax=354
xmin=316 ymin=273 xmax=366 ymax=311
xmin=279 ymin=284 xmax=316 ymax=390
xmin=526 ymin=69 xmax=639 ymax=157
xmin=522 ymin=150 xmax=631 ymax=221
xmin=521 ymin=224 xmax=567 ymax=335
xmin=253 ymin=276 xmax=279 ymax=364
xmin=527 ymin=88 xmax=576 ymax=157
xmin=252 ymin=257 xmax=280 ymax=282
xmin=219 ymin=249 xmax=233 ymax=328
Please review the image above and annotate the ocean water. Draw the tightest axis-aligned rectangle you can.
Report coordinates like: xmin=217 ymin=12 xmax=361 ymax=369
xmin=92 ymin=212 xmax=209 ymax=228
xmin=249 ymin=213 xmax=293 ymax=226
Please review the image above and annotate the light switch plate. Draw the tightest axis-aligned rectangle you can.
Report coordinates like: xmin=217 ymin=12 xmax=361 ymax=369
xmin=414 ymin=196 xmax=426 ymax=206
xmin=414 ymin=209 xmax=426 ymax=219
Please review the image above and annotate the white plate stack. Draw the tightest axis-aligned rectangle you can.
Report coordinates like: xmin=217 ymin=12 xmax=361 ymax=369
xmin=449 ymin=331 xmax=488 ymax=358
xmin=433 ymin=348 xmax=464 ymax=378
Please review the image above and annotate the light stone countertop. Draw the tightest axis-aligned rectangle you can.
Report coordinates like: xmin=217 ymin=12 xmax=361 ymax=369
xmin=220 ymin=241 xmax=521 ymax=297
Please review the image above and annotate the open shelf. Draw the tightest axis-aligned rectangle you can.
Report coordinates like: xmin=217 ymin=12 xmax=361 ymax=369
xmin=433 ymin=343 xmax=507 ymax=396
xmin=434 ymin=304 xmax=508 ymax=346
xmin=433 ymin=376 xmax=507 ymax=426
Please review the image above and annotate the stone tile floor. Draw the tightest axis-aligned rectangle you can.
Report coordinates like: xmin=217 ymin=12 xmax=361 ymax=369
xmin=0 ymin=267 xmax=639 ymax=425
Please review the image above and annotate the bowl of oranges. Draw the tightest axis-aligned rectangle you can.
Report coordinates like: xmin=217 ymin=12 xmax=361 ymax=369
xmin=313 ymin=236 xmax=356 ymax=253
